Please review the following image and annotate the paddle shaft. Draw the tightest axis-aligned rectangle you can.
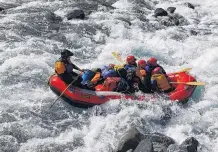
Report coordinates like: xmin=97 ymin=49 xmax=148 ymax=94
xmin=49 ymin=74 xmax=80 ymax=109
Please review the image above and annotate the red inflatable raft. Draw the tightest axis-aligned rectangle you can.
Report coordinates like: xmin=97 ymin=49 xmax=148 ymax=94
xmin=48 ymin=72 xmax=197 ymax=108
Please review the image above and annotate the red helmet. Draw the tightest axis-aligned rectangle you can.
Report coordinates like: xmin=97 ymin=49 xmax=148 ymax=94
xmin=148 ymin=57 xmax=157 ymax=66
xmin=152 ymin=67 xmax=161 ymax=75
xmin=126 ymin=55 xmax=136 ymax=63
xmin=138 ymin=59 xmax=146 ymax=65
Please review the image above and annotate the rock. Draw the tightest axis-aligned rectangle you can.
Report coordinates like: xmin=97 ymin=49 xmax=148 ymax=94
xmin=0 ymin=7 xmax=4 ymax=11
xmin=179 ymin=137 xmax=199 ymax=152
xmin=160 ymin=106 xmax=172 ymax=126
xmin=167 ymin=137 xmax=199 ymax=152
xmin=143 ymin=132 xmax=175 ymax=147
xmin=45 ymin=11 xmax=62 ymax=23
xmin=167 ymin=144 xmax=179 ymax=152
xmin=66 ymin=9 xmax=85 ymax=20
xmin=169 ymin=16 xmax=180 ymax=26
xmin=117 ymin=128 xmax=144 ymax=152
xmin=167 ymin=7 xmax=176 ymax=14
xmin=185 ymin=3 xmax=195 ymax=9
xmin=133 ymin=139 xmax=154 ymax=152
xmin=154 ymin=8 xmax=168 ymax=17
xmin=190 ymin=30 xmax=198 ymax=35
xmin=153 ymin=142 xmax=167 ymax=152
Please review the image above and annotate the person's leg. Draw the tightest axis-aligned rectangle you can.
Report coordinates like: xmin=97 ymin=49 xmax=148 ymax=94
xmin=71 ymin=72 xmax=83 ymax=87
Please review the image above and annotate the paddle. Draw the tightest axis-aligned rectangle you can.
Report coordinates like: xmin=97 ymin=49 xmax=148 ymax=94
xmin=172 ymin=68 xmax=192 ymax=74
xmin=112 ymin=52 xmax=125 ymax=64
xmin=170 ymin=81 xmax=205 ymax=86
xmin=49 ymin=74 xmax=81 ymax=109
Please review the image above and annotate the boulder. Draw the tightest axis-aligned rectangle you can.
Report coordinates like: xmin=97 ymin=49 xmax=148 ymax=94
xmin=143 ymin=132 xmax=175 ymax=147
xmin=167 ymin=137 xmax=199 ymax=152
xmin=45 ymin=11 xmax=62 ymax=23
xmin=134 ymin=139 xmax=154 ymax=152
xmin=66 ymin=9 xmax=85 ymax=20
xmin=117 ymin=128 xmax=143 ymax=152
xmin=154 ymin=8 xmax=168 ymax=17
xmin=185 ymin=3 xmax=195 ymax=9
xmin=179 ymin=137 xmax=199 ymax=152
xmin=153 ymin=142 xmax=167 ymax=152
xmin=167 ymin=7 xmax=176 ymax=14
xmin=160 ymin=106 xmax=172 ymax=126
xmin=0 ymin=7 xmax=4 ymax=11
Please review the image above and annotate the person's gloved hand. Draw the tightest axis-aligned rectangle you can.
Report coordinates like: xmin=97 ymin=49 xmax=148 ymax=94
xmin=80 ymin=69 xmax=85 ymax=72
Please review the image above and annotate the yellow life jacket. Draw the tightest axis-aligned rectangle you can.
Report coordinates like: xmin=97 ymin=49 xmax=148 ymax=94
xmin=114 ymin=65 xmax=124 ymax=71
xmin=91 ymin=72 xmax=101 ymax=84
xmin=152 ymin=74 xmax=171 ymax=91
xmin=55 ymin=61 xmax=66 ymax=74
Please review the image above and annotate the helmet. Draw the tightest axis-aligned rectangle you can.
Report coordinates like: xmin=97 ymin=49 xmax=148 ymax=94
xmin=138 ymin=59 xmax=146 ymax=65
xmin=152 ymin=67 xmax=162 ymax=75
xmin=61 ymin=49 xmax=74 ymax=58
xmin=126 ymin=55 xmax=136 ymax=63
xmin=148 ymin=57 xmax=157 ymax=66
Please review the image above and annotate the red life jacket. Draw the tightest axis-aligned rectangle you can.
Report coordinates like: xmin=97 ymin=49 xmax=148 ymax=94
xmin=103 ymin=77 xmax=121 ymax=91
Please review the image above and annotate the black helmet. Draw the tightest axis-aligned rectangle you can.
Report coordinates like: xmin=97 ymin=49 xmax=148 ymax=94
xmin=61 ymin=49 xmax=74 ymax=58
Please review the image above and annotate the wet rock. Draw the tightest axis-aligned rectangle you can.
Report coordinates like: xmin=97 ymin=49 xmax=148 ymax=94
xmin=0 ymin=7 xmax=4 ymax=11
xmin=167 ymin=7 xmax=176 ymax=14
xmin=117 ymin=128 xmax=143 ymax=152
xmin=167 ymin=137 xmax=199 ymax=152
xmin=167 ymin=144 xmax=179 ymax=152
xmin=168 ymin=16 xmax=180 ymax=26
xmin=168 ymin=13 xmax=188 ymax=26
xmin=117 ymin=17 xmax=132 ymax=26
xmin=0 ymin=135 xmax=19 ymax=152
xmin=190 ymin=30 xmax=198 ymax=35
xmin=179 ymin=137 xmax=199 ymax=152
xmin=133 ymin=139 xmax=154 ymax=152
xmin=185 ymin=2 xmax=195 ymax=9
xmin=66 ymin=9 xmax=85 ymax=20
xmin=153 ymin=142 xmax=167 ymax=152
xmin=160 ymin=106 xmax=172 ymax=126
xmin=143 ymin=132 xmax=175 ymax=147
xmin=45 ymin=11 xmax=62 ymax=23
xmin=154 ymin=8 xmax=168 ymax=17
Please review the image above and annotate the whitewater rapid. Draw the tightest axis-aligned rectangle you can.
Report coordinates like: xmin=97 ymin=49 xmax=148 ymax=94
xmin=0 ymin=0 xmax=218 ymax=151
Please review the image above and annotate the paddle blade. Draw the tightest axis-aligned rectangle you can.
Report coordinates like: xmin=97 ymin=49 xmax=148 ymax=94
xmin=186 ymin=82 xmax=205 ymax=86
xmin=170 ymin=81 xmax=205 ymax=86
xmin=112 ymin=52 xmax=125 ymax=64
xmin=174 ymin=68 xmax=192 ymax=74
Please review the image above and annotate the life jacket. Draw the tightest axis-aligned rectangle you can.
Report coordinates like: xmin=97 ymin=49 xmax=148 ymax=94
xmin=151 ymin=74 xmax=171 ymax=91
xmin=103 ymin=77 xmax=121 ymax=91
xmin=55 ymin=59 xmax=73 ymax=75
xmin=124 ymin=64 xmax=136 ymax=72
xmin=114 ymin=65 xmax=124 ymax=71
xmin=91 ymin=72 xmax=101 ymax=84
xmin=102 ymin=66 xmax=117 ymax=79
xmin=114 ymin=65 xmax=126 ymax=78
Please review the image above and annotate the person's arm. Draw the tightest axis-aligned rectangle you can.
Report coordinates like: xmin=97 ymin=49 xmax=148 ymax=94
xmin=151 ymin=79 xmax=157 ymax=91
xmin=72 ymin=63 xmax=84 ymax=72
xmin=158 ymin=65 xmax=166 ymax=74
